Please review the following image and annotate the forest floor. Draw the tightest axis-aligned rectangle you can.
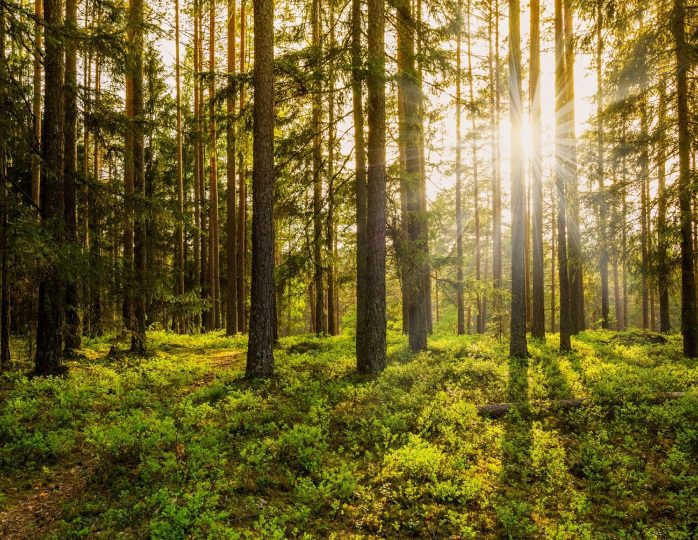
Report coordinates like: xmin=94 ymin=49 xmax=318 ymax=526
xmin=0 ymin=328 xmax=696 ymax=539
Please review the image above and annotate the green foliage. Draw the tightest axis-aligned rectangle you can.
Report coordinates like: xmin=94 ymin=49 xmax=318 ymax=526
xmin=0 ymin=330 xmax=696 ymax=538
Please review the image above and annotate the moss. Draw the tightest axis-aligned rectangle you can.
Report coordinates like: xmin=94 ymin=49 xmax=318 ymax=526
xmin=0 ymin=329 xmax=695 ymax=538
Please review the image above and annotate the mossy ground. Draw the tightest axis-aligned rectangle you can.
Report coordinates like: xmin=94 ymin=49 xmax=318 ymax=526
xmin=0 ymin=329 xmax=696 ymax=539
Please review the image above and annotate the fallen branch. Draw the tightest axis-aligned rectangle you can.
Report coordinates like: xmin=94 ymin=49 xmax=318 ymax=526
xmin=476 ymin=391 xmax=688 ymax=418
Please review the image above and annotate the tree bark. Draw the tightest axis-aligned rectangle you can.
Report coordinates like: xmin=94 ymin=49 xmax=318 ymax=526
xmin=397 ymin=0 xmax=427 ymax=352
xmin=596 ymin=2 xmax=609 ymax=330
xmin=455 ymin=0 xmax=464 ymax=336
xmin=31 ymin=0 xmax=42 ymax=206
xmin=466 ymin=0 xmax=483 ymax=335
xmin=352 ymin=0 xmax=368 ymax=362
xmin=312 ymin=0 xmax=324 ymax=336
xmin=226 ymin=0 xmax=237 ymax=335
xmin=193 ymin=0 xmax=201 ymax=330
xmin=555 ymin=0 xmax=571 ymax=352
xmin=530 ymin=0 xmax=544 ymax=339
xmin=175 ymin=0 xmax=186 ymax=332
xmin=237 ymin=0 xmax=247 ymax=333
xmin=246 ymin=0 xmax=275 ymax=377
xmin=657 ymin=80 xmax=670 ymax=333
xmin=35 ymin=0 xmax=65 ymax=375
xmin=564 ymin=0 xmax=584 ymax=334
xmin=672 ymin=0 xmax=697 ymax=357
xmin=358 ymin=0 xmax=387 ymax=374
xmin=130 ymin=0 xmax=146 ymax=353
xmin=209 ymin=0 xmax=220 ymax=330
xmin=64 ymin=0 xmax=80 ymax=353
xmin=509 ymin=0 xmax=527 ymax=359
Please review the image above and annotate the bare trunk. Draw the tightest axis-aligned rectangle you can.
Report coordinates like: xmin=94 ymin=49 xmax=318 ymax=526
xmin=35 ymin=0 xmax=65 ymax=374
xmin=352 ymin=0 xmax=368 ymax=361
xmin=555 ymin=0 xmax=571 ymax=352
xmin=530 ymin=0 xmax=544 ymax=339
xmin=672 ymin=0 xmax=697 ymax=356
xmin=246 ymin=0 xmax=275 ymax=377
xmin=225 ymin=0 xmax=238 ymax=334
xmin=455 ymin=0 xmax=464 ymax=336
xmin=509 ymin=0 xmax=527 ymax=358
xmin=358 ymin=0 xmax=387 ymax=374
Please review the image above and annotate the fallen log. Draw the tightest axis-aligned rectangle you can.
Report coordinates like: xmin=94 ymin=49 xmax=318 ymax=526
xmin=476 ymin=391 xmax=688 ymax=418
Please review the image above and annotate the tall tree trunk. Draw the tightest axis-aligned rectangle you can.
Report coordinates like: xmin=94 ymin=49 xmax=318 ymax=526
xmin=358 ymin=0 xmax=387 ymax=373
xmin=198 ymin=2 xmax=209 ymax=331
xmin=455 ymin=0 xmax=464 ymax=336
xmin=640 ymin=108 xmax=650 ymax=330
xmin=596 ymin=1 xmax=609 ymax=330
xmin=312 ymin=0 xmax=324 ymax=335
xmin=35 ymin=0 xmax=65 ymax=374
xmin=31 ymin=0 xmax=42 ymax=206
xmin=466 ymin=0 xmax=483 ymax=335
xmin=416 ymin=0 xmax=432 ymax=333
xmin=225 ymin=0 xmax=237 ymax=334
xmin=0 ymin=18 xmax=9 ymax=367
xmin=246 ymin=0 xmax=275 ymax=377
xmin=621 ymin=133 xmax=628 ymax=330
xmin=209 ymin=0 xmax=220 ymax=329
xmin=90 ymin=50 xmax=102 ymax=337
xmin=672 ymin=0 xmax=697 ymax=356
xmin=397 ymin=0 xmax=427 ymax=352
xmin=555 ymin=0 xmax=571 ymax=352
xmin=564 ymin=0 xmax=584 ymax=334
xmin=530 ymin=0 xmax=544 ymax=339
xmin=123 ymin=38 xmax=135 ymax=332
xmin=193 ymin=0 xmax=201 ymax=330
xmin=130 ymin=0 xmax=146 ymax=353
xmin=64 ymin=0 xmax=80 ymax=353
xmin=508 ymin=0 xmax=527 ymax=358
xmin=326 ymin=5 xmax=337 ymax=336
xmin=550 ymin=180 xmax=556 ymax=333
xmin=352 ymin=0 xmax=368 ymax=361
xmin=237 ymin=0 xmax=247 ymax=332
xmin=175 ymin=0 xmax=186 ymax=332
xmin=489 ymin=0 xmax=502 ymax=336
xmin=657 ymin=80 xmax=670 ymax=333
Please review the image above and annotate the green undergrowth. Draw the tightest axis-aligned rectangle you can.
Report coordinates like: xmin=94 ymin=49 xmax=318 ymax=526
xmin=0 ymin=329 xmax=696 ymax=538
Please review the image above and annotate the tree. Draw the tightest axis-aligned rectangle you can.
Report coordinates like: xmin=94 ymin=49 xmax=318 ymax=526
xmin=397 ymin=0 xmax=427 ymax=351
xmin=530 ymin=0 xmax=544 ymax=339
xmin=237 ymin=0 xmax=247 ymax=333
xmin=671 ymin=0 xmax=697 ymax=357
xmin=564 ymin=0 xmax=584 ymax=334
xmin=455 ymin=0 xmax=464 ymax=336
xmin=467 ymin=0 xmax=483 ymax=335
xmin=246 ymin=0 xmax=275 ymax=377
xmin=64 ymin=0 xmax=80 ymax=353
xmin=352 ymin=0 xmax=368 ymax=362
xmin=130 ymin=0 xmax=146 ymax=353
xmin=226 ymin=0 xmax=238 ymax=335
xmin=35 ymin=0 xmax=65 ymax=375
xmin=175 ymin=0 xmax=186 ymax=333
xmin=656 ymin=79 xmax=670 ymax=333
xmin=556 ymin=0 xmax=571 ymax=352
xmin=509 ymin=0 xmax=527 ymax=359
xmin=358 ymin=0 xmax=386 ymax=374
xmin=595 ymin=0 xmax=609 ymax=330
xmin=31 ymin=0 xmax=41 ymax=206
xmin=312 ymin=0 xmax=324 ymax=335
xmin=209 ymin=0 xmax=220 ymax=330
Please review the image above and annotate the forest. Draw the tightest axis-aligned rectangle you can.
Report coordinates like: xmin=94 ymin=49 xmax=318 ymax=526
xmin=1 ymin=0 xmax=698 ymax=536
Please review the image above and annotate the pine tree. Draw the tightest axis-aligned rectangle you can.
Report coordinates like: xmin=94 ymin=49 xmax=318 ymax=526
xmin=246 ymin=0 xmax=275 ymax=377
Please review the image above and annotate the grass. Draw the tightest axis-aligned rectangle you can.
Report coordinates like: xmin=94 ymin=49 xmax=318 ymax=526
xmin=0 ymin=329 xmax=696 ymax=539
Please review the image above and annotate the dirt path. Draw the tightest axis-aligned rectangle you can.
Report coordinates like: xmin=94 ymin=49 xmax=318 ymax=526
xmin=0 ymin=462 xmax=94 ymax=539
